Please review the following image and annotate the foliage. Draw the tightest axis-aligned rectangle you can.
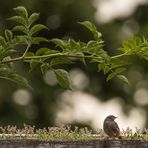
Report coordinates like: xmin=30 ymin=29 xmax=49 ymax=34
xmin=0 ymin=124 xmax=147 ymax=140
xmin=1 ymin=6 xmax=148 ymax=89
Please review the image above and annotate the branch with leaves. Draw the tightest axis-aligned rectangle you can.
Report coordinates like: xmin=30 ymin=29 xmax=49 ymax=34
xmin=0 ymin=6 xmax=148 ymax=90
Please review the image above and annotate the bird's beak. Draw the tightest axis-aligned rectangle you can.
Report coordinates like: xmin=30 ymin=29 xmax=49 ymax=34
xmin=115 ymin=117 xmax=118 ymax=118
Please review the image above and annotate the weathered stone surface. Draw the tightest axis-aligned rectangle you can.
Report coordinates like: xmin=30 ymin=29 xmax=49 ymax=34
xmin=105 ymin=140 xmax=148 ymax=148
xmin=0 ymin=139 xmax=147 ymax=148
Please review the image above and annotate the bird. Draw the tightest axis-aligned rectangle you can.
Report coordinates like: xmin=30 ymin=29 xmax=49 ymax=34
xmin=103 ymin=115 xmax=120 ymax=138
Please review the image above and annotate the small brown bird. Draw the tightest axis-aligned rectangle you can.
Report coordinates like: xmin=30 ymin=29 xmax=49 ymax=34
xmin=103 ymin=115 xmax=120 ymax=138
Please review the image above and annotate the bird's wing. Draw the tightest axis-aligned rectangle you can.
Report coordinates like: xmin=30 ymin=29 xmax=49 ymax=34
xmin=110 ymin=122 xmax=120 ymax=136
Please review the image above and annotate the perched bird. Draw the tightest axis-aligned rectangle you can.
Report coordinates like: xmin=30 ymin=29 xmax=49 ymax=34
xmin=103 ymin=115 xmax=120 ymax=138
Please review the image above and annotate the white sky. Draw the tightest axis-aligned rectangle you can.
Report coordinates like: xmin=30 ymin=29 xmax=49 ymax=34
xmin=94 ymin=0 xmax=148 ymax=23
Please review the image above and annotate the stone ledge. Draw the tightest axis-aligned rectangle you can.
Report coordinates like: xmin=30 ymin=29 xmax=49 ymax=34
xmin=0 ymin=139 xmax=147 ymax=148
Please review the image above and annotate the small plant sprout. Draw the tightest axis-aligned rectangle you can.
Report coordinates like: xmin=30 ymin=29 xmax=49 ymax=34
xmin=0 ymin=125 xmax=147 ymax=140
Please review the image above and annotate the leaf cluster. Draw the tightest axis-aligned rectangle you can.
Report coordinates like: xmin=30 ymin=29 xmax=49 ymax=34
xmin=0 ymin=6 xmax=148 ymax=89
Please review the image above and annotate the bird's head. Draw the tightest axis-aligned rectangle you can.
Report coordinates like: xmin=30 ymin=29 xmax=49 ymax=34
xmin=106 ymin=115 xmax=117 ymax=121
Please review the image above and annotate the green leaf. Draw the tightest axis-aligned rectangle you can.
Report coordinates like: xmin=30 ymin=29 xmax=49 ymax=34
xmin=79 ymin=21 xmax=96 ymax=32
xmin=25 ymin=51 xmax=34 ymax=57
xmin=86 ymin=41 xmax=107 ymax=58
xmin=106 ymin=68 xmax=126 ymax=81
xmin=91 ymin=57 xmax=104 ymax=63
xmin=118 ymin=36 xmax=148 ymax=60
xmin=115 ymin=68 xmax=126 ymax=74
xmin=103 ymin=66 xmax=110 ymax=74
xmin=30 ymin=60 xmax=40 ymax=72
xmin=8 ymin=16 xmax=27 ymax=26
xmin=5 ymin=49 xmax=17 ymax=55
xmin=0 ymin=36 xmax=6 ymax=47
xmin=28 ymin=13 xmax=40 ymax=26
xmin=106 ymin=72 xmax=117 ymax=81
xmin=98 ymin=62 xmax=105 ymax=72
xmin=54 ymin=69 xmax=72 ymax=90
xmin=12 ymin=26 xmax=28 ymax=34
xmin=64 ymin=39 xmax=86 ymax=53
xmin=2 ymin=56 xmax=13 ymax=68
xmin=79 ymin=21 xmax=102 ymax=41
xmin=14 ymin=6 xmax=28 ymax=19
xmin=32 ymin=37 xmax=48 ymax=44
xmin=0 ymin=67 xmax=32 ymax=89
xmin=36 ymin=48 xmax=51 ymax=56
xmin=50 ymin=57 xmax=73 ymax=66
xmin=0 ymin=67 xmax=11 ymax=75
xmin=36 ymin=48 xmax=58 ymax=56
xmin=75 ymin=52 xmax=86 ymax=65
xmin=87 ymin=40 xmax=104 ymax=48
xmin=117 ymin=75 xmax=130 ymax=85
xmin=68 ymin=39 xmax=80 ymax=49
xmin=5 ymin=29 xmax=13 ymax=41
xmin=14 ymin=35 xmax=28 ymax=44
xmin=50 ymin=38 xmax=65 ymax=50
xmin=40 ymin=63 xmax=50 ymax=75
xmin=111 ymin=58 xmax=131 ymax=69
xmin=30 ymin=24 xmax=48 ymax=36
xmin=6 ymin=73 xmax=32 ymax=89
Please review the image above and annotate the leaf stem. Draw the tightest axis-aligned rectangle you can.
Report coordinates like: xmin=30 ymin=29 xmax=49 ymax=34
xmin=0 ymin=51 xmax=129 ymax=65
xmin=22 ymin=44 xmax=31 ymax=58
xmin=111 ymin=53 xmax=128 ymax=59
xmin=0 ymin=53 xmax=95 ymax=64
xmin=25 ymin=53 xmax=92 ymax=60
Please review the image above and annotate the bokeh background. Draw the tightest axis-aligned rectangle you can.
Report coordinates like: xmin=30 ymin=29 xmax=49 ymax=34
xmin=0 ymin=0 xmax=148 ymax=131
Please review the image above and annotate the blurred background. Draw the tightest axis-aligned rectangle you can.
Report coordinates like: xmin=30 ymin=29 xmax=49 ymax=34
xmin=0 ymin=0 xmax=148 ymax=131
